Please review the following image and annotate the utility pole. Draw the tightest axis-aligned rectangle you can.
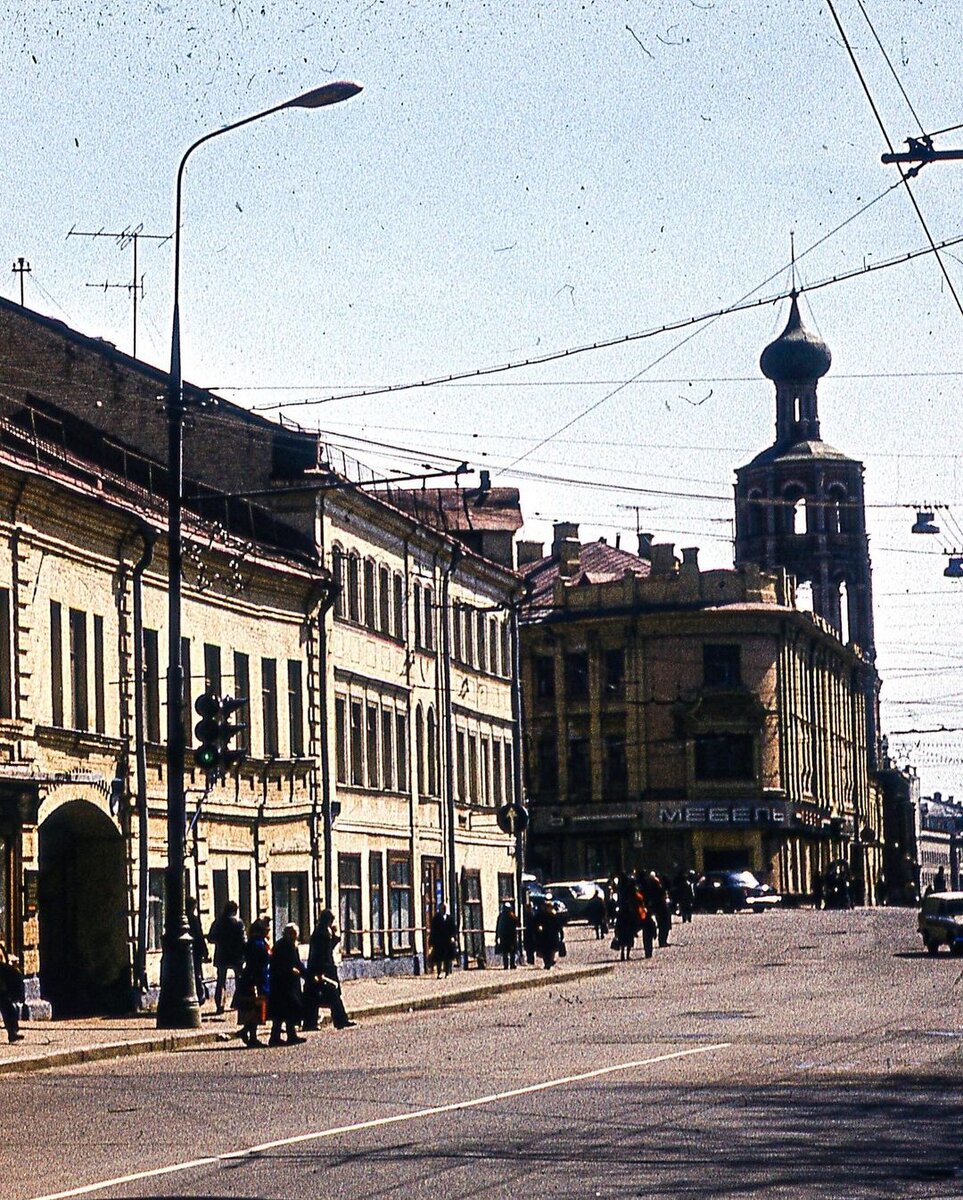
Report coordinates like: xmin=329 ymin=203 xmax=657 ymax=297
xmin=11 ymin=258 xmax=31 ymax=306
xmin=881 ymin=136 xmax=963 ymax=173
xmin=67 ymin=224 xmax=171 ymax=359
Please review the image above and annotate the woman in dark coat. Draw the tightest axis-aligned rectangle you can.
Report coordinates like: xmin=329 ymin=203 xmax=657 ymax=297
xmin=428 ymin=904 xmax=458 ymax=977
xmin=533 ymin=901 xmax=563 ymax=969
xmin=303 ymin=910 xmax=356 ymax=1031
xmin=613 ymin=874 xmax=643 ymax=961
xmin=235 ymin=919 xmax=270 ymax=1048
xmin=494 ymin=901 xmax=520 ymax=969
xmin=268 ymin=923 xmax=305 ymax=1046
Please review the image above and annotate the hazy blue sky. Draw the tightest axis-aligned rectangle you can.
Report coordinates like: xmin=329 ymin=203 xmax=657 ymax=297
xmin=4 ymin=0 xmax=963 ymax=796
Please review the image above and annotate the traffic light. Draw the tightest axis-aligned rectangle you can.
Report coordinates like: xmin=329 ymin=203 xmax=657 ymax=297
xmin=193 ymin=692 xmax=221 ymax=773
xmin=193 ymin=692 xmax=248 ymax=778
xmin=218 ymin=695 xmax=248 ymax=772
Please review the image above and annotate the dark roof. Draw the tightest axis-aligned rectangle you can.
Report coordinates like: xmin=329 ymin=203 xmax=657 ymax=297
xmin=759 ymin=294 xmax=832 ymax=383
xmin=390 ymin=485 xmax=523 ymax=534
xmin=738 ymin=437 xmax=857 ymax=471
xmin=523 ymin=540 xmax=652 ymax=611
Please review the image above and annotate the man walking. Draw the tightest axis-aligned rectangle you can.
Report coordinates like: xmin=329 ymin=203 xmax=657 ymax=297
xmin=208 ymin=900 xmax=246 ymax=1015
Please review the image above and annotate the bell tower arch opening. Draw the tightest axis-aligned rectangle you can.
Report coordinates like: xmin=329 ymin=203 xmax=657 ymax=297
xmin=38 ymin=799 xmax=130 ymax=1016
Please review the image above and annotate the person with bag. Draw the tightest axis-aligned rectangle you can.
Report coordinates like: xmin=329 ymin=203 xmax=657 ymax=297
xmin=494 ymin=900 xmax=520 ymax=969
xmin=208 ymin=900 xmax=246 ymax=1015
xmin=303 ymin=909 xmax=356 ymax=1031
xmin=0 ymin=941 xmax=25 ymax=1043
xmin=235 ymin=918 xmax=270 ymax=1048
xmin=268 ymin=922 xmax=306 ymax=1046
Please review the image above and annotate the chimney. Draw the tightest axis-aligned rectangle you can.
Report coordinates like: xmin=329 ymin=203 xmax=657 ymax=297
xmin=478 ymin=469 xmax=491 ymax=493
xmin=517 ymin=540 xmax=544 ymax=566
xmin=650 ymin=543 xmax=677 ymax=576
xmin=552 ymin=522 xmax=579 ymax=558
xmin=638 ymin=531 xmax=654 ymax=560
xmin=558 ymin=538 xmax=582 ymax=578
xmin=681 ymin=546 xmax=699 ymax=572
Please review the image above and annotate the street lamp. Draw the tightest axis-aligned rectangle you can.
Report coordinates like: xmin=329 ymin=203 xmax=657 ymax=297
xmin=156 ymin=80 xmax=363 ymax=1029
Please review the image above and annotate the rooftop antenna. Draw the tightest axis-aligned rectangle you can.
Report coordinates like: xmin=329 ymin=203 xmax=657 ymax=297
xmin=11 ymin=257 xmax=31 ymax=306
xmin=67 ymin=223 xmax=171 ymax=359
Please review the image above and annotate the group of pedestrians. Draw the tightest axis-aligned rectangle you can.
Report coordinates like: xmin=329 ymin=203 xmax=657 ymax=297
xmin=607 ymin=870 xmax=680 ymax=962
xmin=201 ymin=901 xmax=357 ymax=1049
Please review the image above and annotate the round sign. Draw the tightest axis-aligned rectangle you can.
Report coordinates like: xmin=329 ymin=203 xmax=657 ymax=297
xmin=497 ymin=802 xmax=530 ymax=835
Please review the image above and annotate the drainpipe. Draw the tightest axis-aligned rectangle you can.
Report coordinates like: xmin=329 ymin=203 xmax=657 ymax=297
xmin=440 ymin=544 xmax=463 ymax=927
xmin=132 ymin=523 xmax=156 ymax=994
xmin=313 ymin=493 xmax=338 ymax=915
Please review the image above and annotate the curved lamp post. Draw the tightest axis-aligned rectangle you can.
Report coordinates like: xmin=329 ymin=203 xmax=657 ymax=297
xmin=157 ymin=81 xmax=363 ymax=1030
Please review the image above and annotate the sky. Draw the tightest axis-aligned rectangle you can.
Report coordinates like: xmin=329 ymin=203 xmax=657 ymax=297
xmin=4 ymin=0 xmax=963 ymax=798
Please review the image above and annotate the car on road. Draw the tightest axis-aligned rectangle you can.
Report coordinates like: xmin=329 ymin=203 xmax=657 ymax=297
xmin=918 ymin=891 xmax=963 ymax=955
xmin=521 ymin=877 xmax=569 ymax=921
xmin=694 ymin=869 xmax=781 ymax=913
xmin=544 ymin=880 xmax=605 ymax=922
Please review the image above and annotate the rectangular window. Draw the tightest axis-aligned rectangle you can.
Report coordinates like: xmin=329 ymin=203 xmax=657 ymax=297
xmin=468 ymin=735 xmax=479 ymax=804
xmin=212 ymin=868 xmax=229 ymax=920
xmin=363 ymin=559 xmax=376 ymax=630
xmin=453 ymin=604 xmax=462 ymax=661
xmin=456 ymin=731 xmax=466 ymax=801
xmin=564 ymin=651 xmax=590 ymax=702
xmin=704 ymin=644 xmax=742 ymax=688
xmin=93 ymin=614 xmax=105 ymax=734
xmin=498 ymin=871 xmax=516 ymax=904
xmin=502 ymin=623 xmax=512 ymax=679
xmin=694 ymin=732 xmax=755 ymax=781
xmin=338 ymin=853 xmax=363 ymax=955
xmin=144 ymin=628 xmax=161 ymax=742
xmin=203 ymin=643 xmax=222 ymax=696
xmin=261 ymin=658 xmax=279 ymax=758
xmin=271 ymin=871 xmax=308 ymax=940
xmin=381 ymin=708 xmax=394 ymax=791
xmin=413 ymin=583 xmax=423 ymax=648
xmin=147 ymin=868 xmax=166 ymax=952
xmin=347 ymin=555 xmax=360 ymax=622
xmin=537 ymin=735 xmax=558 ymax=797
xmin=603 ymin=733 xmax=628 ymax=799
xmin=333 ymin=548 xmax=346 ymax=619
xmin=50 ymin=601 xmax=64 ymax=727
xmin=379 ymin=565 xmax=391 ymax=634
xmin=0 ymin=588 xmax=11 ymax=720
xmin=350 ymin=701 xmax=364 ymax=786
xmin=369 ymin=852 xmax=385 ymax=957
xmin=237 ymin=870 xmax=252 ymax=926
xmin=233 ymin=652 xmax=251 ymax=751
xmin=603 ymin=648 xmax=625 ymax=699
xmin=423 ymin=586 xmax=434 ymax=650
xmin=504 ymin=741 xmax=514 ymax=802
xmin=335 ymin=696 xmax=347 ymax=784
xmin=463 ymin=608 xmax=474 ymax=668
xmin=476 ymin=612 xmax=486 ymax=673
xmin=534 ymin=655 xmax=555 ymax=701
xmin=493 ymin=741 xmax=503 ymax=804
xmin=287 ymin=660 xmax=304 ymax=757
xmin=69 ymin=608 xmax=89 ymax=731
xmin=395 ymin=712 xmax=408 ymax=792
xmin=387 ymin=851 xmax=413 ymax=954
xmin=480 ymin=736 xmax=491 ymax=805
xmin=489 ymin=618 xmax=499 ymax=677
xmin=393 ymin=575 xmax=404 ymax=640
xmin=181 ymin=637 xmax=192 ymax=743
xmin=567 ymin=736 xmax=591 ymax=800
xmin=462 ymin=869 xmax=484 ymax=961
xmin=366 ymin=703 xmax=380 ymax=789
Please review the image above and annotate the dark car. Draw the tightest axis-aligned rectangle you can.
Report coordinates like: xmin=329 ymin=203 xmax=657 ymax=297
xmin=544 ymin=881 xmax=605 ymax=922
xmin=694 ymin=870 xmax=781 ymax=914
xmin=521 ymin=878 xmax=568 ymax=921
xmin=918 ymin=892 xmax=963 ymax=955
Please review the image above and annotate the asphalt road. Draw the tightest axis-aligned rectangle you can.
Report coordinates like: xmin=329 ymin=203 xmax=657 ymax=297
xmin=4 ymin=907 xmax=962 ymax=1200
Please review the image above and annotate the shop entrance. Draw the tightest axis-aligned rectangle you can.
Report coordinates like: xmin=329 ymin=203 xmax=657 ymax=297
xmin=38 ymin=800 xmax=130 ymax=1016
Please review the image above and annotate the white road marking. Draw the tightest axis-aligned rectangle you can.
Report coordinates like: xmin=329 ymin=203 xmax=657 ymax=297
xmin=30 ymin=1042 xmax=731 ymax=1200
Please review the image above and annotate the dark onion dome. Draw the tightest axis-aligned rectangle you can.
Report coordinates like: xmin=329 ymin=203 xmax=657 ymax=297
xmin=759 ymin=294 xmax=831 ymax=383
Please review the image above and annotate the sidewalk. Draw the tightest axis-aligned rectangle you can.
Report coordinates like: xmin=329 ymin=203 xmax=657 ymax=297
xmin=0 ymin=953 xmax=615 ymax=1076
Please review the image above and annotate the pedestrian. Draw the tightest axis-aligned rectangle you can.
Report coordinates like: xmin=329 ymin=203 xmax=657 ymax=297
xmin=934 ymin=865 xmax=947 ymax=893
xmin=495 ymin=900 xmax=520 ymax=969
xmin=185 ymin=895 xmax=210 ymax=1004
xmin=522 ymin=898 xmax=538 ymax=965
xmin=584 ymin=890 xmax=608 ymax=939
xmin=235 ymin=918 xmax=270 ymax=1048
xmin=268 ymin=922 xmax=305 ymax=1046
xmin=303 ymin=910 xmax=356 ymax=1031
xmin=645 ymin=871 xmax=672 ymax=948
xmin=533 ymin=900 xmax=563 ymax=969
xmin=0 ymin=941 xmax=24 ymax=1043
xmin=613 ymin=874 xmax=642 ymax=961
xmin=671 ymin=869 xmax=696 ymax=924
xmin=428 ymin=903 xmax=458 ymax=978
xmin=207 ymin=900 xmax=246 ymax=1015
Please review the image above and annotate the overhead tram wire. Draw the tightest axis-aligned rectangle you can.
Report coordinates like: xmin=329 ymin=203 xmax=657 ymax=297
xmin=249 ymin=181 xmax=923 ymax=416
xmin=825 ymin=0 xmax=963 ymax=322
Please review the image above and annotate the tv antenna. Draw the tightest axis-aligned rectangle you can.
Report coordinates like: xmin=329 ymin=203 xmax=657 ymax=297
xmin=67 ymin=223 xmax=171 ymax=359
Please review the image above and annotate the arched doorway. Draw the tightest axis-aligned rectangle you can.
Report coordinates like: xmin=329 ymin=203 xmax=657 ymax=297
xmin=39 ymin=800 xmax=130 ymax=1016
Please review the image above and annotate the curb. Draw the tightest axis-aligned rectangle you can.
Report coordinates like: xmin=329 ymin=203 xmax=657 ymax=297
xmin=0 ymin=962 xmax=615 ymax=1077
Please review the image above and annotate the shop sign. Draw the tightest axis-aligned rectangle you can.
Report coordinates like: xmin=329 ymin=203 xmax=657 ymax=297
xmin=655 ymin=803 xmax=789 ymax=827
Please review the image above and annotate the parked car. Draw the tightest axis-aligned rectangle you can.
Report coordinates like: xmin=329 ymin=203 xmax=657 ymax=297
xmin=694 ymin=870 xmax=781 ymax=913
xmin=521 ymin=877 xmax=568 ymax=921
xmin=544 ymin=880 xmax=605 ymax=922
xmin=918 ymin=891 xmax=963 ymax=955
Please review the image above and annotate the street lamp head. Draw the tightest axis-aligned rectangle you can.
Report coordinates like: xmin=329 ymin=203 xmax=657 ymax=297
xmin=286 ymin=81 xmax=363 ymax=109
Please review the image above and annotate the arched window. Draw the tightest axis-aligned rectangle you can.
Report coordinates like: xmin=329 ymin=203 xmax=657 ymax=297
xmin=379 ymin=565 xmax=390 ymax=634
xmin=427 ymin=707 xmax=438 ymax=796
xmin=415 ymin=704 xmax=426 ymax=796
xmin=393 ymin=574 xmax=405 ymax=639
xmin=796 ymin=579 xmax=814 ymax=613
xmin=423 ymin=585 xmax=434 ymax=650
xmin=347 ymin=552 xmax=361 ymax=622
xmin=453 ymin=603 xmax=462 ymax=661
xmin=827 ymin=485 xmax=847 ymax=535
xmin=332 ymin=544 xmax=346 ymax=619
xmin=488 ymin=617 xmax=499 ymax=676
xmin=501 ymin=622 xmax=511 ymax=679
xmin=838 ymin=579 xmax=851 ymax=644
xmin=463 ymin=607 xmax=474 ymax=668
xmin=413 ymin=582 xmax=423 ymax=648
xmin=476 ymin=610 xmax=487 ymax=673
xmin=363 ymin=558 xmax=376 ymax=629
xmin=782 ymin=486 xmax=806 ymax=536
